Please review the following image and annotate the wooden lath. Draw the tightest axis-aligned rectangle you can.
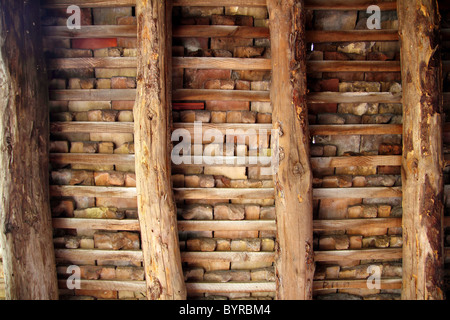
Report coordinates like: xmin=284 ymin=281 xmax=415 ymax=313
xmin=52 ymin=217 xmax=403 ymax=233
xmin=41 ymin=0 xmax=399 ymax=10
xmin=48 ymin=57 xmax=400 ymax=72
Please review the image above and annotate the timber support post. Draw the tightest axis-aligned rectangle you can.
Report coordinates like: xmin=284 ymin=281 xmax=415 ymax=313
xmin=267 ymin=0 xmax=315 ymax=300
xmin=0 ymin=0 xmax=59 ymax=299
xmin=398 ymin=0 xmax=445 ymax=300
xmin=135 ymin=0 xmax=187 ymax=300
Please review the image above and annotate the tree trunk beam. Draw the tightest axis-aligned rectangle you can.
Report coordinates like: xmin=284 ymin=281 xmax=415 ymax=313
xmin=267 ymin=0 xmax=315 ymax=300
xmin=398 ymin=0 xmax=445 ymax=300
xmin=135 ymin=0 xmax=186 ymax=300
xmin=0 ymin=0 xmax=58 ymax=300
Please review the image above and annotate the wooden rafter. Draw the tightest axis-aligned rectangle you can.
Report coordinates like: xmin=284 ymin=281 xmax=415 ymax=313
xmin=267 ymin=0 xmax=315 ymax=299
xmin=135 ymin=0 xmax=186 ymax=300
xmin=0 ymin=0 xmax=58 ymax=299
xmin=398 ymin=0 xmax=445 ymax=300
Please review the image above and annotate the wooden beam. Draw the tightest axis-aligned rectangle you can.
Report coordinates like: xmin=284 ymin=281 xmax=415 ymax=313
xmin=305 ymin=0 xmax=398 ymax=10
xmin=0 ymin=0 xmax=58 ymax=300
xmin=58 ymin=279 xmax=147 ymax=292
xmin=49 ymin=185 xmax=403 ymax=200
xmin=172 ymin=57 xmax=271 ymax=70
xmin=135 ymin=0 xmax=186 ymax=300
xmin=173 ymin=89 xmax=270 ymax=102
xmin=173 ymin=123 xmax=405 ymax=137
xmin=173 ymin=25 xmax=270 ymax=39
xmin=50 ymin=153 xmax=135 ymax=166
xmin=42 ymin=25 xmax=136 ymax=38
xmin=313 ymin=279 xmax=402 ymax=290
xmin=310 ymin=155 xmax=402 ymax=169
xmin=315 ymin=248 xmax=403 ymax=262
xmin=53 ymin=217 xmax=403 ymax=234
xmin=185 ymin=282 xmax=276 ymax=293
xmin=313 ymin=187 xmax=402 ymax=199
xmin=307 ymin=30 xmax=399 ymax=43
xmin=41 ymin=0 xmax=136 ymax=8
xmin=307 ymin=92 xmax=402 ymax=104
xmin=173 ymin=0 xmax=267 ymax=6
xmin=313 ymin=218 xmax=402 ymax=232
xmin=47 ymin=57 xmax=137 ymax=69
xmin=310 ymin=124 xmax=402 ymax=136
xmin=52 ymin=218 xmax=277 ymax=232
xmin=50 ymin=122 xmax=134 ymax=134
xmin=398 ymin=0 xmax=445 ymax=300
xmin=174 ymin=188 xmax=275 ymax=200
xmin=307 ymin=61 xmax=401 ymax=73
xmin=267 ymin=0 xmax=314 ymax=300
xmin=54 ymin=249 xmax=143 ymax=262
xmin=49 ymin=185 xmax=137 ymax=198
xmin=49 ymin=89 xmax=136 ymax=101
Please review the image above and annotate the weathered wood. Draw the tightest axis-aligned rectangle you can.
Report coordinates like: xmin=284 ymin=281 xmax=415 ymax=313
xmin=0 ymin=0 xmax=58 ymax=300
xmin=47 ymin=57 xmax=137 ymax=69
xmin=398 ymin=0 xmax=445 ymax=300
xmin=268 ymin=0 xmax=314 ymax=300
xmin=53 ymin=218 xmax=277 ymax=232
xmin=42 ymin=25 xmax=136 ymax=38
xmin=53 ymin=217 xmax=404 ymax=234
xmin=41 ymin=0 xmax=400 ymax=10
xmin=310 ymin=124 xmax=403 ymax=136
xmin=314 ymin=279 xmax=402 ymax=290
xmin=172 ymin=57 xmax=271 ymax=70
xmin=305 ymin=0 xmax=397 ymax=10
xmin=49 ymin=185 xmax=403 ymax=200
xmin=49 ymin=89 xmax=136 ymax=101
xmin=135 ymin=0 xmax=186 ymax=300
xmin=313 ymin=218 xmax=402 ymax=232
xmin=310 ymin=155 xmax=402 ymax=169
xmin=54 ymin=249 xmax=143 ymax=262
xmin=307 ymin=30 xmax=399 ymax=43
xmin=307 ymin=92 xmax=402 ymax=104
xmin=307 ymin=61 xmax=401 ymax=73
xmin=58 ymin=279 xmax=147 ymax=292
xmin=173 ymin=25 xmax=270 ymax=39
xmin=51 ymin=122 xmax=134 ymax=134
xmin=50 ymin=153 xmax=135 ymax=166
xmin=173 ymin=89 xmax=270 ymax=102
xmin=185 ymin=282 xmax=276 ymax=293
xmin=41 ymin=0 xmax=135 ymax=8
xmin=313 ymin=187 xmax=402 ymax=199
xmin=315 ymin=248 xmax=403 ymax=262
xmin=48 ymin=57 xmax=271 ymax=70
xmin=181 ymin=251 xmax=275 ymax=263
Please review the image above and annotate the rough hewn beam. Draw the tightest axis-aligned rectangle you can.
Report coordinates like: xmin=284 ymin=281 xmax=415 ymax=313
xmin=0 ymin=0 xmax=58 ymax=299
xmin=398 ymin=0 xmax=445 ymax=300
xmin=267 ymin=0 xmax=315 ymax=300
xmin=135 ymin=0 xmax=186 ymax=300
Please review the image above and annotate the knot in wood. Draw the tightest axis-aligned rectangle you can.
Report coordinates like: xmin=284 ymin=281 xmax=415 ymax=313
xmin=147 ymin=110 xmax=155 ymax=121
xmin=293 ymin=162 xmax=304 ymax=175
xmin=278 ymin=147 xmax=285 ymax=162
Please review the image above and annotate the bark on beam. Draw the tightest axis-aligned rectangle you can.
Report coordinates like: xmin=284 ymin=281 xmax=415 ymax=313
xmin=267 ymin=0 xmax=315 ymax=300
xmin=0 ymin=0 xmax=58 ymax=299
xmin=135 ymin=0 xmax=187 ymax=300
xmin=398 ymin=0 xmax=445 ymax=300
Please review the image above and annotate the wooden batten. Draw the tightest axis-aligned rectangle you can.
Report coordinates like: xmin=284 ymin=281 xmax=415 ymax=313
xmin=0 ymin=0 xmax=58 ymax=299
xmin=398 ymin=0 xmax=445 ymax=300
xmin=135 ymin=0 xmax=186 ymax=300
xmin=268 ymin=0 xmax=315 ymax=300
